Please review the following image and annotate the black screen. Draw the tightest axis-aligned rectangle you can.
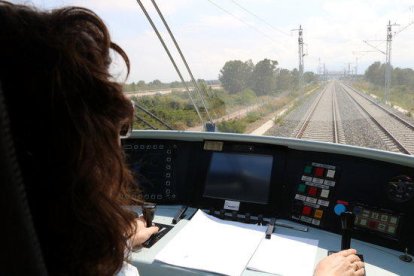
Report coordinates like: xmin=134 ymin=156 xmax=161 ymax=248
xmin=203 ymin=152 xmax=273 ymax=204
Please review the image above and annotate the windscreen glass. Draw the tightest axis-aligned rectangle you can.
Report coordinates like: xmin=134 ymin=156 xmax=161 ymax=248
xmin=29 ymin=0 xmax=414 ymax=155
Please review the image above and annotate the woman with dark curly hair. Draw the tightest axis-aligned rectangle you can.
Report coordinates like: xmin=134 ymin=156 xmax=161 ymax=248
xmin=0 ymin=1 xmax=364 ymax=276
xmin=0 ymin=1 xmax=157 ymax=275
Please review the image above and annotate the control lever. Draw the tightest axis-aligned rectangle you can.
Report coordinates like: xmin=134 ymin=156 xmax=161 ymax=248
xmin=142 ymin=202 xmax=156 ymax=227
xmin=172 ymin=205 xmax=187 ymax=224
xmin=257 ymin=214 xmax=263 ymax=225
xmin=340 ymin=211 xmax=355 ymax=250
xmin=328 ymin=211 xmax=364 ymax=262
xmin=245 ymin=213 xmax=251 ymax=223
xmin=265 ymin=218 xmax=276 ymax=239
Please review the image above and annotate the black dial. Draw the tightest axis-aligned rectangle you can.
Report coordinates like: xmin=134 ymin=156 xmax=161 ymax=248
xmin=387 ymin=175 xmax=414 ymax=203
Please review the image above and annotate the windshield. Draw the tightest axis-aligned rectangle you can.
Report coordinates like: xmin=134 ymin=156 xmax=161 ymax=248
xmin=23 ymin=0 xmax=414 ymax=155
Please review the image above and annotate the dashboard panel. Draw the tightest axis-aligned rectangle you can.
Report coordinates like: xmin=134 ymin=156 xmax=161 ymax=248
xmin=123 ymin=132 xmax=414 ymax=255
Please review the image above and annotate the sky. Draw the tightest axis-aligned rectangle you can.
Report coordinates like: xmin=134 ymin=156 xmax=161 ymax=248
xmin=12 ymin=0 xmax=414 ymax=83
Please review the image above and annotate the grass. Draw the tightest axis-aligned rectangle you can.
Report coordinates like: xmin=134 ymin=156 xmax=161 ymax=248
xmin=352 ymin=80 xmax=414 ymax=114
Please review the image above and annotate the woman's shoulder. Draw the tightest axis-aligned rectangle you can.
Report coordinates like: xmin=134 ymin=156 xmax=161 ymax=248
xmin=117 ymin=262 xmax=139 ymax=276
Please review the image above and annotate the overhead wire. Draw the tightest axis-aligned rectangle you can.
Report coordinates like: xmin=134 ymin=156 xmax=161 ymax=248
xmin=206 ymin=0 xmax=279 ymax=43
xmin=229 ymin=0 xmax=291 ymax=37
xmin=150 ymin=0 xmax=213 ymax=122
xmin=134 ymin=102 xmax=173 ymax=130
xmin=135 ymin=0 xmax=205 ymax=125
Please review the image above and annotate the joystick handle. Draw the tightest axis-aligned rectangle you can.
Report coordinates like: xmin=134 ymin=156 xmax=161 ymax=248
xmin=340 ymin=211 xmax=355 ymax=250
xmin=142 ymin=203 xmax=156 ymax=227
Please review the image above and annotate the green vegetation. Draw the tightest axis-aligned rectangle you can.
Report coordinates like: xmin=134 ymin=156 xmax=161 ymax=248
xmin=218 ymin=58 xmax=317 ymax=95
xmin=216 ymin=84 xmax=319 ymax=133
xmin=352 ymin=61 xmax=414 ymax=114
xmin=123 ymin=79 xmax=218 ymax=92
xmin=130 ymin=58 xmax=319 ymax=131
xmin=217 ymin=120 xmax=247 ymax=133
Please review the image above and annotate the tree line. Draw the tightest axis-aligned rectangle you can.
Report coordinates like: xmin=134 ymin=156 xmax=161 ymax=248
xmin=219 ymin=59 xmax=317 ymax=95
xmin=123 ymin=79 xmax=218 ymax=92
xmin=365 ymin=61 xmax=414 ymax=89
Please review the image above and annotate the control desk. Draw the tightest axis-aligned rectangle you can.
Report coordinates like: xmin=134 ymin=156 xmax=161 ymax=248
xmin=123 ymin=131 xmax=414 ymax=275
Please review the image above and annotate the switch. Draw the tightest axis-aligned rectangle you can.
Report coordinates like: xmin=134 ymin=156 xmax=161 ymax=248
xmin=302 ymin=206 xmax=312 ymax=216
xmin=326 ymin=169 xmax=336 ymax=178
xmin=314 ymin=167 xmax=324 ymax=177
xmin=320 ymin=189 xmax=330 ymax=198
xmin=340 ymin=212 xmax=355 ymax=250
xmin=297 ymin=183 xmax=306 ymax=193
xmin=142 ymin=203 xmax=156 ymax=227
xmin=308 ymin=186 xmax=318 ymax=196
xmin=304 ymin=165 xmax=312 ymax=174
xmin=314 ymin=209 xmax=324 ymax=219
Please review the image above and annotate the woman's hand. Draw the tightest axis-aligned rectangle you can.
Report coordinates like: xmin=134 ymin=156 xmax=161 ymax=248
xmin=130 ymin=216 xmax=159 ymax=248
xmin=314 ymin=249 xmax=365 ymax=276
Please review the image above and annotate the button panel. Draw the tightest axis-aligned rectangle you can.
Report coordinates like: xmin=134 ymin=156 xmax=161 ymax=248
xmin=291 ymin=162 xmax=339 ymax=227
xmin=123 ymin=141 xmax=179 ymax=203
xmin=353 ymin=205 xmax=401 ymax=237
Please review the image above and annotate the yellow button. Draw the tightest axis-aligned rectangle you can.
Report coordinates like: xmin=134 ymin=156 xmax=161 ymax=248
xmin=314 ymin=209 xmax=324 ymax=219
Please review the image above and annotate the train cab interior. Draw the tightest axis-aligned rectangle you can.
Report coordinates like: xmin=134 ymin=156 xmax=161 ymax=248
xmin=2 ymin=1 xmax=414 ymax=276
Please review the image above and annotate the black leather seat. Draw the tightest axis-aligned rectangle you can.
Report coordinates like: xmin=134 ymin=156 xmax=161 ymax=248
xmin=0 ymin=81 xmax=48 ymax=275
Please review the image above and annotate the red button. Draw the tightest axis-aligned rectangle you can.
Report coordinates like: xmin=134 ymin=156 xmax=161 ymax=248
xmin=314 ymin=167 xmax=324 ymax=177
xmin=308 ymin=187 xmax=318 ymax=196
xmin=368 ymin=220 xmax=379 ymax=229
xmin=302 ymin=206 xmax=312 ymax=216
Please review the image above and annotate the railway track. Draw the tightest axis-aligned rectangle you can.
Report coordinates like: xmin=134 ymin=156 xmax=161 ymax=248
xmin=294 ymin=82 xmax=346 ymax=144
xmin=340 ymin=83 xmax=414 ymax=155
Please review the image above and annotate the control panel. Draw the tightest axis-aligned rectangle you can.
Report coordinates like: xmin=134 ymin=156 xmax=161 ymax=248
xmin=123 ymin=140 xmax=186 ymax=203
xmin=291 ymin=162 xmax=339 ymax=227
xmin=123 ymin=136 xmax=414 ymax=254
xmin=353 ymin=204 xmax=401 ymax=238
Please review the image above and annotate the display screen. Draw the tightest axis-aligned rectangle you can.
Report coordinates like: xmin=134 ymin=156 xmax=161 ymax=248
xmin=203 ymin=152 xmax=273 ymax=204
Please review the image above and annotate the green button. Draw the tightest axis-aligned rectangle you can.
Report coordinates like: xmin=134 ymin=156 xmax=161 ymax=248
xmin=304 ymin=165 xmax=312 ymax=174
xmin=297 ymin=183 xmax=306 ymax=193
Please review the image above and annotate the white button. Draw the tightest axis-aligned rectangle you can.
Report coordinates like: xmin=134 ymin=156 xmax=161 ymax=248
xmin=302 ymin=176 xmax=313 ymax=182
xmin=390 ymin=216 xmax=398 ymax=224
xmin=324 ymin=180 xmax=336 ymax=187
xmin=301 ymin=216 xmax=312 ymax=223
xmin=359 ymin=218 xmax=367 ymax=226
xmin=295 ymin=194 xmax=306 ymax=201
xmin=306 ymin=197 xmax=317 ymax=204
xmin=380 ymin=214 xmax=388 ymax=222
xmin=312 ymin=219 xmax=321 ymax=226
xmin=387 ymin=225 xmax=396 ymax=234
xmin=326 ymin=170 xmax=335 ymax=178
xmin=312 ymin=178 xmax=324 ymax=184
xmin=378 ymin=223 xmax=386 ymax=231
xmin=317 ymin=199 xmax=329 ymax=207
xmin=371 ymin=212 xmax=379 ymax=219
xmin=320 ymin=189 xmax=330 ymax=198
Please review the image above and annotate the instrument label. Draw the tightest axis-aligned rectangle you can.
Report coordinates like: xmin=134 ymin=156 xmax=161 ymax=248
xmin=224 ymin=200 xmax=240 ymax=211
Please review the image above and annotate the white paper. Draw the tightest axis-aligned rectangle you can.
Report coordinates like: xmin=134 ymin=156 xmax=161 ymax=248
xmin=247 ymin=234 xmax=319 ymax=276
xmin=155 ymin=210 xmax=267 ymax=276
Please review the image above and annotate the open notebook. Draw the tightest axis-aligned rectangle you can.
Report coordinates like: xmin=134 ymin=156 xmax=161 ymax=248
xmin=155 ymin=210 xmax=318 ymax=276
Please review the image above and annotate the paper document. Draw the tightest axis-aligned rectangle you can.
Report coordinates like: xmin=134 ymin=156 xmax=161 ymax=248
xmin=247 ymin=234 xmax=319 ymax=276
xmin=155 ymin=210 xmax=266 ymax=276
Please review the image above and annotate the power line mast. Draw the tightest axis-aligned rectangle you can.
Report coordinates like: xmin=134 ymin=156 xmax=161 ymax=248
xmin=384 ymin=20 xmax=393 ymax=103
xmin=363 ymin=13 xmax=414 ymax=103
xmin=292 ymin=25 xmax=305 ymax=92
